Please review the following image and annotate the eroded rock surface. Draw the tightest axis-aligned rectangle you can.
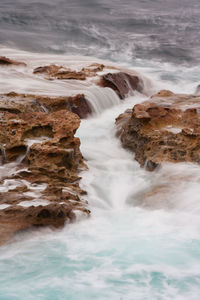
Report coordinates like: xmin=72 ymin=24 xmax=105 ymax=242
xmin=0 ymin=203 xmax=75 ymax=245
xmin=33 ymin=63 xmax=106 ymax=80
xmin=116 ymin=90 xmax=200 ymax=169
xmin=0 ymin=59 xmax=148 ymax=245
xmin=0 ymin=109 xmax=89 ymax=245
xmin=0 ymin=92 xmax=92 ymax=119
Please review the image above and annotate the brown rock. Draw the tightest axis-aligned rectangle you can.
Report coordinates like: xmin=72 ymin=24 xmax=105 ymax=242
xmin=67 ymin=94 xmax=92 ymax=118
xmin=0 ymin=92 xmax=91 ymax=119
xmin=0 ymin=56 xmax=26 ymax=66
xmin=100 ymin=72 xmax=140 ymax=99
xmin=55 ymin=71 xmax=86 ymax=80
xmin=81 ymin=63 xmax=105 ymax=76
xmin=33 ymin=64 xmax=86 ymax=80
xmin=33 ymin=62 xmax=106 ymax=80
xmin=33 ymin=63 xmax=146 ymax=101
xmin=0 ymin=203 xmax=75 ymax=245
xmin=0 ymin=108 xmax=89 ymax=245
xmin=116 ymin=90 xmax=200 ymax=169
xmin=33 ymin=64 xmax=62 ymax=75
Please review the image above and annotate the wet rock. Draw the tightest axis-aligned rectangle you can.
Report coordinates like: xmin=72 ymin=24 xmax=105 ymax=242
xmin=100 ymin=72 xmax=140 ymax=99
xmin=81 ymin=63 xmax=105 ymax=76
xmin=116 ymin=90 xmax=200 ymax=169
xmin=0 ymin=56 xmax=26 ymax=66
xmin=33 ymin=64 xmax=86 ymax=80
xmin=195 ymin=84 xmax=200 ymax=95
xmin=33 ymin=62 xmax=107 ymax=80
xmin=67 ymin=94 xmax=92 ymax=118
xmin=145 ymin=160 xmax=160 ymax=171
xmin=0 ymin=203 xmax=75 ymax=245
xmin=55 ymin=71 xmax=86 ymax=80
xmin=33 ymin=64 xmax=63 ymax=75
xmin=0 ymin=109 xmax=89 ymax=245
xmin=0 ymin=92 xmax=91 ymax=119
xmin=33 ymin=63 xmax=144 ymax=99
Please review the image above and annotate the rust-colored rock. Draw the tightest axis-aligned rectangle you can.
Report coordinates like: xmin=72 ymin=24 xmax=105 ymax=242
xmin=33 ymin=64 xmax=86 ymax=80
xmin=67 ymin=94 xmax=92 ymax=118
xmin=33 ymin=63 xmax=146 ymax=102
xmin=55 ymin=71 xmax=86 ymax=80
xmin=0 ymin=56 xmax=26 ymax=66
xmin=0 ymin=92 xmax=91 ymax=119
xmin=0 ymin=108 xmax=89 ymax=245
xmin=33 ymin=62 xmax=107 ymax=80
xmin=100 ymin=72 xmax=140 ymax=99
xmin=0 ymin=203 xmax=75 ymax=245
xmin=116 ymin=90 xmax=200 ymax=169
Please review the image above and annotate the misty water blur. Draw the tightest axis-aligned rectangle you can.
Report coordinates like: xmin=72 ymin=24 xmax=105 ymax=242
xmin=0 ymin=0 xmax=200 ymax=298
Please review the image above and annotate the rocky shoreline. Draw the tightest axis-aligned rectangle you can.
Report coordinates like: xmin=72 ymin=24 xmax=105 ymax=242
xmin=0 ymin=56 xmax=142 ymax=245
xmin=3 ymin=54 xmax=199 ymax=246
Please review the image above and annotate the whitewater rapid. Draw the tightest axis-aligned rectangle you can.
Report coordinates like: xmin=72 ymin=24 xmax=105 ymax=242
xmin=1 ymin=97 xmax=200 ymax=299
xmin=0 ymin=49 xmax=200 ymax=299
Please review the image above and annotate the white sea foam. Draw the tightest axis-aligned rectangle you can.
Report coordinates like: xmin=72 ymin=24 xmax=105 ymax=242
xmin=0 ymin=50 xmax=200 ymax=299
xmin=19 ymin=199 xmax=50 ymax=207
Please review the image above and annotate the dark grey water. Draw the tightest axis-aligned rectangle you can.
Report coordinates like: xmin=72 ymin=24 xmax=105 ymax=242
xmin=0 ymin=0 xmax=200 ymax=64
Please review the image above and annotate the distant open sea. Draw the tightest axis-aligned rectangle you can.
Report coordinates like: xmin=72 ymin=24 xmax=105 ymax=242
xmin=0 ymin=0 xmax=200 ymax=64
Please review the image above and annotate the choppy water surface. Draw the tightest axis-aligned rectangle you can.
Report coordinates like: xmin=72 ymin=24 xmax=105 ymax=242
xmin=0 ymin=0 xmax=200 ymax=64
xmin=0 ymin=0 xmax=200 ymax=299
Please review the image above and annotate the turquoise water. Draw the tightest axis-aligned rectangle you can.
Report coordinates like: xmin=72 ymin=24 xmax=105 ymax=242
xmin=0 ymin=71 xmax=200 ymax=299
xmin=1 ymin=209 xmax=200 ymax=299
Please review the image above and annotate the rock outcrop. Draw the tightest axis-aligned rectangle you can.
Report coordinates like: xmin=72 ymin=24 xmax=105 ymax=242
xmin=34 ymin=64 xmax=87 ymax=80
xmin=33 ymin=63 xmax=143 ymax=100
xmin=33 ymin=63 xmax=110 ymax=80
xmin=33 ymin=62 xmax=108 ymax=80
xmin=116 ymin=90 xmax=200 ymax=170
xmin=100 ymin=72 xmax=140 ymax=99
xmin=0 ymin=108 xmax=90 ymax=245
xmin=0 ymin=58 xmax=146 ymax=120
xmin=0 ymin=203 xmax=75 ymax=245
xmin=0 ymin=92 xmax=92 ymax=119
xmin=0 ymin=58 xmax=148 ymax=245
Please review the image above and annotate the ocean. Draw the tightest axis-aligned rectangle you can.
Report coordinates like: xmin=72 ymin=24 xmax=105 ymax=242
xmin=0 ymin=1 xmax=200 ymax=299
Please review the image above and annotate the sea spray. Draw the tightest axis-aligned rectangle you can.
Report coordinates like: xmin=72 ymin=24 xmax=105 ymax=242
xmin=0 ymin=48 xmax=200 ymax=299
xmin=0 ymin=85 xmax=200 ymax=299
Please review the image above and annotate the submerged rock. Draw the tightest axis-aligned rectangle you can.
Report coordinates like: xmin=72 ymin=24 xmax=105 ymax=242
xmin=33 ymin=62 xmax=106 ymax=80
xmin=34 ymin=64 xmax=86 ymax=80
xmin=116 ymin=90 xmax=200 ymax=169
xmin=0 ymin=56 xmax=26 ymax=66
xmin=33 ymin=64 xmax=63 ymax=75
xmin=81 ymin=62 xmax=105 ymax=75
xmin=33 ymin=62 xmax=145 ymax=100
